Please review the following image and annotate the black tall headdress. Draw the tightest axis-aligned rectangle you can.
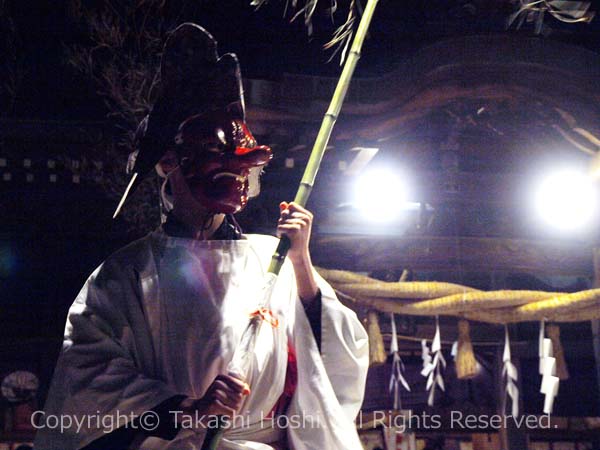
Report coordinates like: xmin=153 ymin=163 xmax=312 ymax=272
xmin=113 ymin=23 xmax=246 ymax=219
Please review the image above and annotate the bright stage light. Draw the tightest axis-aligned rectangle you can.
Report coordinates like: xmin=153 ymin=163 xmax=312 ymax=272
xmin=533 ymin=169 xmax=598 ymax=232
xmin=354 ymin=168 xmax=409 ymax=222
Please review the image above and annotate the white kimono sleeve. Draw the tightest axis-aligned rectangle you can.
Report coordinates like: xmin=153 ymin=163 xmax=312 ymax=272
xmin=34 ymin=243 xmax=183 ymax=450
xmin=287 ymin=271 xmax=369 ymax=450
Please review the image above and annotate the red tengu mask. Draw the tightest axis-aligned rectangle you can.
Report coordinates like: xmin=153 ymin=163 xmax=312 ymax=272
xmin=113 ymin=23 xmax=272 ymax=219
xmin=173 ymin=109 xmax=272 ymax=214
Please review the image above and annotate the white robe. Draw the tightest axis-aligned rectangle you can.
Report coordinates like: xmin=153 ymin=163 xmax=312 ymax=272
xmin=34 ymin=231 xmax=368 ymax=450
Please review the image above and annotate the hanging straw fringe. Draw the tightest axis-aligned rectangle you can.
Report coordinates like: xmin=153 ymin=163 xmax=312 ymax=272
xmin=546 ymin=324 xmax=570 ymax=380
xmin=366 ymin=310 xmax=386 ymax=366
xmin=456 ymin=319 xmax=478 ymax=379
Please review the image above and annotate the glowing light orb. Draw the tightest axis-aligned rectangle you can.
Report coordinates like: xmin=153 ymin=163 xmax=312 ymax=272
xmin=354 ymin=168 xmax=409 ymax=222
xmin=533 ymin=169 xmax=598 ymax=232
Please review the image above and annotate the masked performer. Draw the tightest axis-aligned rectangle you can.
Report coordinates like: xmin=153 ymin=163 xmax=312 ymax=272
xmin=34 ymin=23 xmax=368 ymax=450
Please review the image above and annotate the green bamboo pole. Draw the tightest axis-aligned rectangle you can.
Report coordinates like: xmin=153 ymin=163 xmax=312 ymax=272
xmin=202 ymin=1 xmax=380 ymax=448
xmin=268 ymin=0 xmax=380 ymax=275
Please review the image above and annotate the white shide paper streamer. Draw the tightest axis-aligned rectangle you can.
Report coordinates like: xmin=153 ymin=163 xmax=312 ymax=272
xmin=502 ymin=325 xmax=520 ymax=418
xmin=389 ymin=313 xmax=411 ymax=410
xmin=421 ymin=317 xmax=446 ymax=406
xmin=539 ymin=320 xmax=560 ymax=414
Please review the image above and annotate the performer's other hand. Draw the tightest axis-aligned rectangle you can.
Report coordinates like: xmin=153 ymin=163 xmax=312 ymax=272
xmin=277 ymin=201 xmax=313 ymax=265
xmin=277 ymin=201 xmax=319 ymax=303
xmin=183 ymin=374 xmax=250 ymax=419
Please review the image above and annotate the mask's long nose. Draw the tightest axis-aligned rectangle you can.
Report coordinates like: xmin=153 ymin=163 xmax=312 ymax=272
xmin=233 ymin=145 xmax=273 ymax=167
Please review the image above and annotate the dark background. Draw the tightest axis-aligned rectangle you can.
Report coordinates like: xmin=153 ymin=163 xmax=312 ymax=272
xmin=2 ymin=0 xmax=600 ymax=435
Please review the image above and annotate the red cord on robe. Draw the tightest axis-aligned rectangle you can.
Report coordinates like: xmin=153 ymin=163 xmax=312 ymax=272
xmin=266 ymin=341 xmax=298 ymax=417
